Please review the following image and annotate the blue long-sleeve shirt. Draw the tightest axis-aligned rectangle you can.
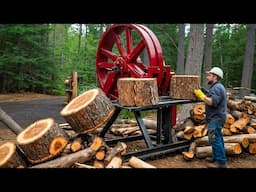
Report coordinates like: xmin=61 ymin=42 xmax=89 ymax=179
xmin=206 ymin=81 xmax=227 ymax=125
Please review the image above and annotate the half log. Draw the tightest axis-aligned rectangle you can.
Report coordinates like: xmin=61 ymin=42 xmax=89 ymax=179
xmin=16 ymin=118 xmax=69 ymax=164
xmin=0 ymin=142 xmax=26 ymax=168
xmin=60 ymin=88 xmax=115 ymax=134
xmin=117 ymin=77 xmax=159 ymax=106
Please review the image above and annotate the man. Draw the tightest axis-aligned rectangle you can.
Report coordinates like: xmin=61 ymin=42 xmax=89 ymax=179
xmin=194 ymin=67 xmax=227 ymax=168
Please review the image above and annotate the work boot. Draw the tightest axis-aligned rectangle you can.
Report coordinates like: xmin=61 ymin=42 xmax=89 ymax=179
xmin=206 ymin=162 xmax=227 ymax=168
xmin=205 ymin=157 xmax=215 ymax=163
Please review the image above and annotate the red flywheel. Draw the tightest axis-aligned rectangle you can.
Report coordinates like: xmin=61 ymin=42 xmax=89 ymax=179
xmin=96 ymin=24 xmax=172 ymax=100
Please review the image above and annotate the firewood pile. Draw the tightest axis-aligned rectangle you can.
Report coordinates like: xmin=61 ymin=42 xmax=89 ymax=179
xmin=180 ymin=93 xmax=256 ymax=161
xmin=0 ymin=120 xmax=156 ymax=168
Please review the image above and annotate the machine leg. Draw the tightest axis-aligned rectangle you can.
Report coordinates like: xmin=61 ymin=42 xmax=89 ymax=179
xmin=134 ymin=111 xmax=154 ymax=148
xmin=99 ymin=108 xmax=121 ymax=137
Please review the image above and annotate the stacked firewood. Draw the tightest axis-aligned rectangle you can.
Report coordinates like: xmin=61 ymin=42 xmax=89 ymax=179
xmin=181 ymin=94 xmax=256 ymax=161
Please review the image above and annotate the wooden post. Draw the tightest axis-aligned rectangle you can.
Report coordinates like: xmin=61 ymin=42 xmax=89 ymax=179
xmin=72 ymin=71 xmax=78 ymax=100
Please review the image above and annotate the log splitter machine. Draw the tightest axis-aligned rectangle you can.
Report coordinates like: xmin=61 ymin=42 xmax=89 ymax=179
xmin=95 ymin=24 xmax=196 ymax=160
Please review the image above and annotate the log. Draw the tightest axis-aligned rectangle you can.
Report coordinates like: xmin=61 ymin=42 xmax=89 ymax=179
xmin=106 ymin=156 xmax=122 ymax=168
xmin=74 ymin=162 xmax=96 ymax=168
xmin=230 ymin=113 xmax=250 ymax=131
xmin=30 ymin=147 xmax=95 ymax=168
xmin=70 ymin=137 xmax=83 ymax=152
xmin=248 ymin=143 xmax=256 ymax=154
xmin=60 ymin=88 xmax=115 ymax=134
xmin=193 ymin=124 xmax=207 ymax=138
xmin=16 ymin=118 xmax=69 ymax=164
xmin=0 ymin=142 xmax=27 ymax=168
xmin=93 ymin=160 xmax=105 ymax=168
xmin=117 ymin=77 xmax=159 ymax=106
xmin=0 ymin=106 xmax=23 ymax=134
xmin=195 ymin=134 xmax=250 ymax=149
xmin=190 ymin=103 xmax=206 ymax=123
xmin=182 ymin=141 xmax=196 ymax=160
xmin=170 ymin=75 xmax=200 ymax=100
xmin=104 ymin=142 xmax=127 ymax=165
xmin=243 ymin=96 xmax=256 ymax=102
xmin=128 ymin=156 xmax=156 ymax=168
xmin=196 ymin=143 xmax=242 ymax=158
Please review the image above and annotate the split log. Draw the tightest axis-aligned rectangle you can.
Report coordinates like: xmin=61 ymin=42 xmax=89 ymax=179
xmin=230 ymin=113 xmax=250 ymax=132
xmin=104 ymin=142 xmax=127 ymax=165
xmin=0 ymin=142 xmax=26 ymax=168
xmin=230 ymin=110 xmax=242 ymax=119
xmin=90 ymin=136 xmax=106 ymax=152
xmin=30 ymin=147 xmax=95 ymax=168
xmin=60 ymin=88 xmax=115 ymax=134
xmin=190 ymin=103 xmax=206 ymax=124
xmin=170 ymin=75 xmax=200 ymax=100
xmin=196 ymin=143 xmax=242 ymax=158
xmin=195 ymin=134 xmax=250 ymax=149
xmin=0 ymin=106 xmax=23 ymax=134
xmin=226 ymin=113 xmax=235 ymax=125
xmin=117 ymin=77 xmax=159 ymax=106
xmin=16 ymin=118 xmax=69 ymax=164
xmin=182 ymin=141 xmax=196 ymax=160
xmin=248 ymin=143 xmax=256 ymax=154
xmin=128 ymin=156 xmax=156 ymax=168
xmin=106 ymin=156 xmax=122 ymax=168
xmin=227 ymin=100 xmax=242 ymax=111
xmin=193 ymin=124 xmax=207 ymax=138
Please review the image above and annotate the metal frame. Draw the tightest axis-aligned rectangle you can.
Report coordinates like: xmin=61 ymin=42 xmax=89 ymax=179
xmin=99 ymin=96 xmax=198 ymax=161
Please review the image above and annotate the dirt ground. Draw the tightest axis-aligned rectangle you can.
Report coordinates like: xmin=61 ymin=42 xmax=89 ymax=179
xmin=1 ymin=92 xmax=256 ymax=168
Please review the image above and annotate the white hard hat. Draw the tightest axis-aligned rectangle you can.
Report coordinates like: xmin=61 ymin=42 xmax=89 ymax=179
xmin=207 ymin=67 xmax=223 ymax=79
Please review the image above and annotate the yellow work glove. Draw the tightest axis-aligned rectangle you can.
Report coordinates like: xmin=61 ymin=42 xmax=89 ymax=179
xmin=194 ymin=89 xmax=206 ymax=100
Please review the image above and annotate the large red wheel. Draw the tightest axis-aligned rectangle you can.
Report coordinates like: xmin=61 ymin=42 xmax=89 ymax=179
xmin=96 ymin=24 xmax=166 ymax=100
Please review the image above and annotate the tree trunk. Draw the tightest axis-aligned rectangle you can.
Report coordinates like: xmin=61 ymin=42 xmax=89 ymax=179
xmin=203 ymin=24 xmax=214 ymax=87
xmin=0 ymin=106 xmax=23 ymax=134
xmin=179 ymin=24 xmax=205 ymax=121
xmin=241 ymin=24 xmax=256 ymax=98
xmin=176 ymin=24 xmax=185 ymax=75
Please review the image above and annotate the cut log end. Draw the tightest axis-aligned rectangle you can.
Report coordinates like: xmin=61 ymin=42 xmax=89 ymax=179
xmin=17 ymin=118 xmax=55 ymax=144
xmin=0 ymin=142 xmax=16 ymax=167
xmin=49 ymin=136 xmax=68 ymax=156
xmin=60 ymin=88 xmax=99 ymax=116
xmin=0 ymin=142 xmax=26 ymax=168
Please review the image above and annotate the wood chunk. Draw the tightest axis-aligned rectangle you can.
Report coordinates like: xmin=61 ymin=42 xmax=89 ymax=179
xmin=170 ymin=75 xmax=200 ymax=100
xmin=117 ymin=77 xmax=159 ymax=106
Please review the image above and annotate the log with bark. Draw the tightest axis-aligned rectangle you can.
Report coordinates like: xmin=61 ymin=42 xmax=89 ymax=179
xmin=0 ymin=142 xmax=27 ymax=168
xmin=104 ymin=142 xmax=127 ymax=165
xmin=30 ymin=147 xmax=95 ymax=168
xmin=195 ymin=134 xmax=250 ymax=149
xmin=170 ymin=75 xmax=200 ymax=100
xmin=195 ymin=143 xmax=242 ymax=158
xmin=16 ymin=118 xmax=69 ymax=164
xmin=117 ymin=77 xmax=159 ymax=106
xmin=60 ymin=88 xmax=115 ymax=134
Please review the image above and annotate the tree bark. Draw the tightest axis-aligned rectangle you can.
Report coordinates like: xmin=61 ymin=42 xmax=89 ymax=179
xmin=60 ymin=88 xmax=115 ymax=134
xmin=117 ymin=77 xmax=159 ymax=106
xmin=30 ymin=147 xmax=95 ymax=168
